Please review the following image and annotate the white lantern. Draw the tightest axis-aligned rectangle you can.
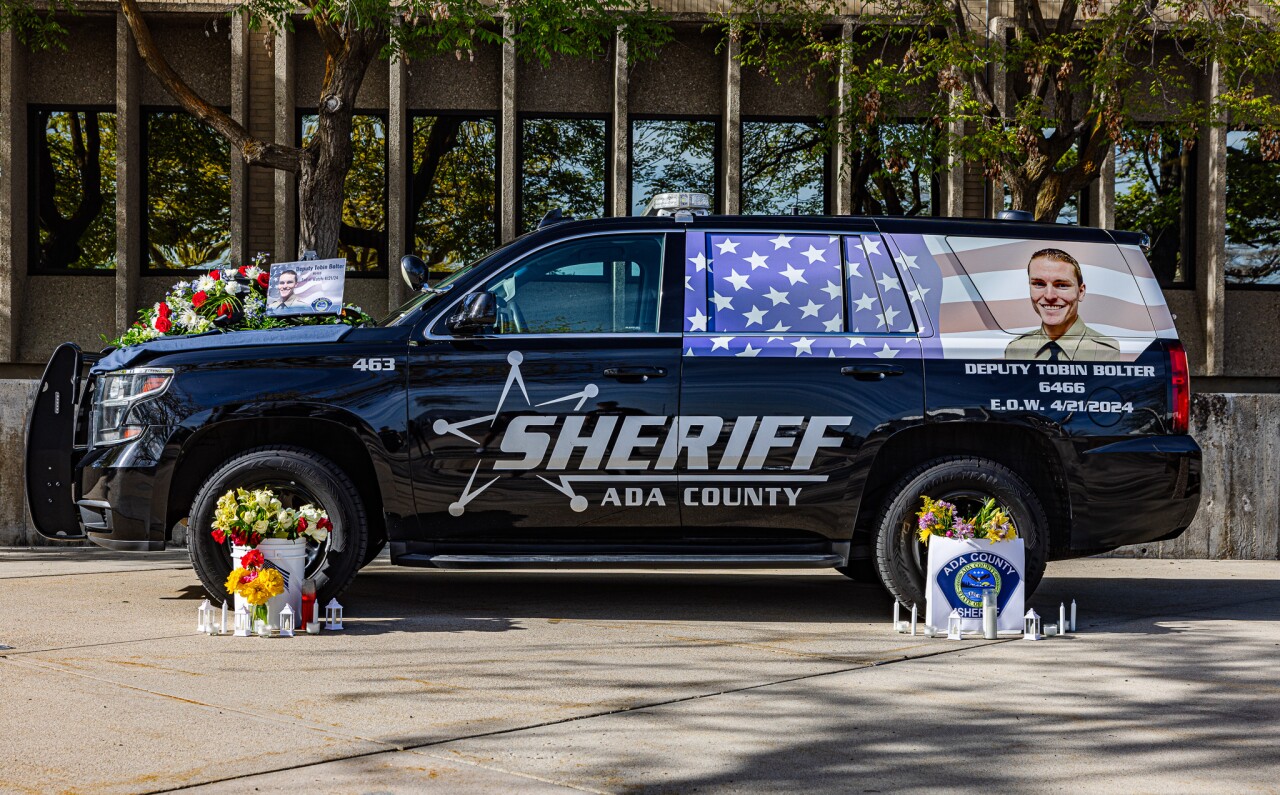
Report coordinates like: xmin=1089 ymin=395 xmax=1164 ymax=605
xmin=946 ymin=609 xmax=963 ymax=640
xmin=279 ymin=604 xmax=295 ymax=637
xmin=324 ymin=598 xmax=344 ymax=630
xmin=1023 ymin=608 xmax=1042 ymax=641
xmin=233 ymin=604 xmax=252 ymax=637
xmin=196 ymin=599 xmax=214 ymax=634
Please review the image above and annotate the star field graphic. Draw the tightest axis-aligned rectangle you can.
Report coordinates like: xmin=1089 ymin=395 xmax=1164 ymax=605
xmin=682 ymin=232 xmax=922 ymax=359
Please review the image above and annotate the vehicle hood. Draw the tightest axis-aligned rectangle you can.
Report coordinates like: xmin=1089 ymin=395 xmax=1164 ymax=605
xmin=93 ymin=325 xmax=355 ymax=372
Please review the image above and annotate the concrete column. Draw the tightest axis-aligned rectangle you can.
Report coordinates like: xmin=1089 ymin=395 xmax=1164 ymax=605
xmin=229 ymin=13 xmax=249 ymax=267
xmin=273 ymin=29 xmax=296 ymax=261
xmin=943 ymin=100 xmax=967 ymax=218
xmin=115 ymin=13 xmax=142 ymax=334
xmin=386 ymin=48 xmax=409 ymax=311
xmin=830 ymin=23 xmax=853 ymax=216
xmin=1087 ymin=147 xmax=1115 ymax=229
xmin=1195 ymin=60 xmax=1227 ymax=376
xmin=609 ymin=31 xmax=629 ymax=218
xmin=720 ymin=38 xmax=741 ymax=215
xmin=0 ymin=31 xmax=28 ymax=362
xmin=500 ymin=19 xmax=518 ymax=242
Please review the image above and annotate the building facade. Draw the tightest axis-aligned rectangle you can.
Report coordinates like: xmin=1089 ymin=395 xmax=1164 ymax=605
xmin=0 ymin=3 xmax=1277 ymax=555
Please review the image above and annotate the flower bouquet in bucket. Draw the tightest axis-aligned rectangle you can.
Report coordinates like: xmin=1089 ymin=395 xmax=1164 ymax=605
xmin=918 ymin=496 xmax=1025 ymax=634
xmin=212 ymin=488 xmax=332 ymax=632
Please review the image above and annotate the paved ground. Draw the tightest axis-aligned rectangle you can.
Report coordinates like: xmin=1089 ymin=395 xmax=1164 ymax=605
xmin=1 ymin=550 xmax=1277 ymax=794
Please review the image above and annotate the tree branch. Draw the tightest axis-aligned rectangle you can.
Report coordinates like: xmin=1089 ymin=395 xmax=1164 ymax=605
xmin=118 ymin=0 xmax=302 ymax=172
xmin=301 ymin=0 xmax=344 ymax=59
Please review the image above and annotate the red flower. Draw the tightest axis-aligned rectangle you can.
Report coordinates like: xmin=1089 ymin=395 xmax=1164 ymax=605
xmin=210 ymin=269 xmax=220 ymax=280
xmin=211 ymin=528 xmax=226 ymax=544
xmin=239 ymin=570 xmax=258 ymax=584
xmin=192 ymin=291 xmax=208 ymax=308
xmin=257 ymin=272 xmax=270 ymax=288
xmin=155 ymin=316 xmax=172 ymax=333
xmin=296 ymin=516 xmax=308 ymax=534
xmin=157 ymin=302 xmax=171 ymax=318
xmin=238 ymin=265 xmax=249 ymax=276
xmin=317 ymin=517 xmax=332 ymax=533
xmin=248 ymin=531 xmax=262 ymax=547
xmin=240 ymin=549 xmax=264 ymax=568
xmin=216 ymin=302 xmax=231 ymax=318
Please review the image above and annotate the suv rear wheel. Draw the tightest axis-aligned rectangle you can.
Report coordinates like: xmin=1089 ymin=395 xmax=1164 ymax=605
xmin=187 ymin=446 xmax=369 ymax=606
xmin=873 ymin=456 xmax=1049 ymax=609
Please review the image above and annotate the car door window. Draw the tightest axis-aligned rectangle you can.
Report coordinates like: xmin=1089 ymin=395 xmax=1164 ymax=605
xmin=482 ymin=235 xmax=665 ymax=334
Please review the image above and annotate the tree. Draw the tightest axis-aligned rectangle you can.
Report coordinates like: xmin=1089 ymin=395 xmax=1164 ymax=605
xmin=5 ymin=0 xmax=672 ymax=262
xmin=721 ymin=0 xmax=1280 ymax=221
xmin=34 ymin=109 xmax=117 ymax=269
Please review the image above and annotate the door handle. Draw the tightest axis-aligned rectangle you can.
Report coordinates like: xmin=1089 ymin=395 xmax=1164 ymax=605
xmin=840 ymin=364 xmax=905 ymax=381
xmin=604 ymin=366 xmax=668 ymax=383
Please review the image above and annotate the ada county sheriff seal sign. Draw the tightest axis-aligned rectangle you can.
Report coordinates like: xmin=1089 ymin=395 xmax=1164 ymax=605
xmin=925 ymin=537 xmax=1026 ymax=633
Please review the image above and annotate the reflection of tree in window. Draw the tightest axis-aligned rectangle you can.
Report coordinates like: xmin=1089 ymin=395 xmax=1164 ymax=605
xmin=411 ymin=116 xmax=496 ymax=273
xmin=741 ymin=121 xmax=825 ymax=215
xmin=145 ymin=111 xmax=230 ymax=270
xmin=521 ymin=118 xmax=606 ymax=231
xmin=849 ymin=124 xmax=937 ymax=217
xmin=34 ymin=110 xmax=117 ymax=270
xmin=631 ymin=119 xmax=716 ymax=215
xmin=303 ymin=114 xmax=386 ymax=272
xmin=1225 ymin=130 xmax=1280 ymax=286
xmin=1115 ymin=129 xmax=1191 ymax=285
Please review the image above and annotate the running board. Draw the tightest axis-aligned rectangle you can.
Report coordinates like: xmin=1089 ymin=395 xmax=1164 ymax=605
xmin=396 ymin=554 xmax=845 ymax=570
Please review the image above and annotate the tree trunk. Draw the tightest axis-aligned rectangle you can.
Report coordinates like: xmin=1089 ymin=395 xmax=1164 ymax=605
xmin=296 ymin=32 xmax=379 ymax=259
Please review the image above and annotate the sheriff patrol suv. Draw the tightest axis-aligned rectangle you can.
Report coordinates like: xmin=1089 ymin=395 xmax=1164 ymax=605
xmin=26 ymin=196 xmax=1201 ymax=608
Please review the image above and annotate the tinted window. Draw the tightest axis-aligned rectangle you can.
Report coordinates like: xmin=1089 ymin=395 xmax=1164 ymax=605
xmin=484 ymin=235 xmax=665 ymax=334
xmin=707 ymin=233 xmax=845 ymax=334
xmin=144 ymin=110 xmax=230 ymax=270
xmin=741 ymin=121 xmax=826 ymax=215
xmin=1225 ymin=130 xmax=1280 ymax=286
xmin=411 ymin=115 xmax=497 ymax=272
xmin=521 ymin=117 xmax=607 ymax=232
xmin=631 ymin=119 xmax=717 ymax=215
xmin=1116 ymin=129 xmax=1192 ymax=285
xmin=302 ymin=113 xmax=386 ymax=272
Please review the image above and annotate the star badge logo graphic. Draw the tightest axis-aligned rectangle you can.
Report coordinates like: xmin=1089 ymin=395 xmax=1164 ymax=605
xmin=431 ymin=351 xmax=599 ymax=516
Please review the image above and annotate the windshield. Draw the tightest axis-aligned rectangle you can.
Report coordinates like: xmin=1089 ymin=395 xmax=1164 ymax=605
xmin=376 ymin=250 xmax=496 ymax=327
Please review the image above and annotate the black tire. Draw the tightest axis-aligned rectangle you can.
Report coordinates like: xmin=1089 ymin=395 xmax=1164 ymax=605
xmin=873 ymin=456 xmax=1048 ymax=609
xmin=359 ymin=536 xmax=387 ymax=569
xmin=835 ymin=558 xmax=878 ymax=582
xmin=187 ymin=446 xmax=369 ymax=605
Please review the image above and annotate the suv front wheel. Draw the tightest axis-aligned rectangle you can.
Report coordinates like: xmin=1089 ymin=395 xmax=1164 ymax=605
xmin=873 ymin=456 xmax=1049 ymax=609
xmin=187 ymin=446 xmax=369 ymax=606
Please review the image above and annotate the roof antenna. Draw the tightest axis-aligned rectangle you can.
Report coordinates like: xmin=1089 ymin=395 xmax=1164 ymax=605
xmin=538 ymin=208 xmax=573 ymax=229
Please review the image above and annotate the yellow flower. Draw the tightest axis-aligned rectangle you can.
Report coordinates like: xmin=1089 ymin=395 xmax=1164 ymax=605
xmin=917 ymin=526 xmax=932 ymax=545
xmin=225 ymin=567 xmax=248 ymax=596
xmin=240 ymin=567 xmax=285 ymax=605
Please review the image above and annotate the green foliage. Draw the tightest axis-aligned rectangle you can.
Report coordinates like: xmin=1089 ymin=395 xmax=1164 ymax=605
xmin=718 ymin=0 xmax=1280 ymax=221
xmin=1115 ymin=128 xmax=1189 ymax=282
xmin=145 ymin=112 xmax=231 ymax=270
xmin=303 ymin=114 xmax=386 ymax=271
xmin=522 ymin=118 xmax=607 ymax=229
xmin=34 ymin=110 xmax=117 ymax=269
xmin=0 ymin=0 xmax=79 ymax=50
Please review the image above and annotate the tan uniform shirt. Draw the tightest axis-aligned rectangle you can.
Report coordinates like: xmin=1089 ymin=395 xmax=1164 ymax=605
xmin=269 ymin=295 xmax=308 ymax=310
xmin=1004 ymin=317 xmax=1122 ymax=362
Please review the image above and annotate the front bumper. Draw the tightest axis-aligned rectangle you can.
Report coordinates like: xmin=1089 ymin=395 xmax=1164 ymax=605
xmin=1065 ymin=435 xmax=1202 ymax=551
xmin=75 ymin=425 xmax=179 ymax=551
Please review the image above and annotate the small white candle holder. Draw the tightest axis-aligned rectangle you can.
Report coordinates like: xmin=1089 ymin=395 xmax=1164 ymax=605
xmin=1023 ymin=608 xmax=1042 ymax=641
xmin=946 ymin=609 xmax=963 ymax=640
xmin=324 ymin=598 xmax=344 ymax=630
xmin=279 ymin=604 xmax=295 ymax=638
xmin=196 ymin=599 xmax=214 ymax=634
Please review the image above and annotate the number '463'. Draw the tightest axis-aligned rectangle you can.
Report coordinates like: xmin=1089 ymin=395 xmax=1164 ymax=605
xmin=353 ymin=357 xmax=395 ymax=371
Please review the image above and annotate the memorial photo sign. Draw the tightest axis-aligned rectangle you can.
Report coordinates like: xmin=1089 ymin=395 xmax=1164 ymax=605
xmin=266 ymin=259 xmax=346 ymax=317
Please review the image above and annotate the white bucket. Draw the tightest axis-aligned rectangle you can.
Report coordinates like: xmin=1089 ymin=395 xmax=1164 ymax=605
xmin=231 ymin=538 xmax=306 ymax=630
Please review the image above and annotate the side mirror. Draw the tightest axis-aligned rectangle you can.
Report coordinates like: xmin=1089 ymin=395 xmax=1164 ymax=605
xmin=400 ymin=254 xmax=429 ymax=291
xmin=447 ymin=291 xmax=497 ymax=334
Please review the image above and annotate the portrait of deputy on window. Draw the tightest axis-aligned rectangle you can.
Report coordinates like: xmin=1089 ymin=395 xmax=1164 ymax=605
xmin=1004 ymin=248 xmax=1121 ymax=362
xmin=479 ymin=235 xmax=665 ymax=335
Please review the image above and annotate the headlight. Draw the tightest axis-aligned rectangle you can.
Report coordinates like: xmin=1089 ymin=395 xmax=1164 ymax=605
xmin=90 ymin=368 xmax=173 ymax=446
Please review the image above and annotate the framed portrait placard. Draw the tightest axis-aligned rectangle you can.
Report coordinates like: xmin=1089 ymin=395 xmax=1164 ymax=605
xmin=265 ymin=259 xmax=346 ymax=317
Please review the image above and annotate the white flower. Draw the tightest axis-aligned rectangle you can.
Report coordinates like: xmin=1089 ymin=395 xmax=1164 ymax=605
xmin=255 ymin=491 xmax=273 ymax=509
xmin=253 ymin=519 xmax=268 ymax=534
xmin=179 ymin=308 xmax=202 ymax=329
xmin=226 ymin=281 xmax=244 ymax=295
xmin=196 ymin=276 xmax=216 ymax=292
xmin=246 ymin=265 xmax=262 ymax=280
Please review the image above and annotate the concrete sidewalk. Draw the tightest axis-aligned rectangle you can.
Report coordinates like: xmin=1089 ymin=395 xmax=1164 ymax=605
xmin=1 ymin=553 xmax=1277 ymax=794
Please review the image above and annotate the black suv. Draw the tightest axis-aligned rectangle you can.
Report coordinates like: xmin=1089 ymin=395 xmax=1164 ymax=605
xmin=27 ymin=209 xmax=1201 ymax=608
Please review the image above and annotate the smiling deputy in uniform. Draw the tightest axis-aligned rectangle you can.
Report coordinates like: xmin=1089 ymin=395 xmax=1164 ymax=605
xmin=269 ymin=269 xmax=308 ymax=310
xmin=1004 ymin=248 xmax=1121 ymax=362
